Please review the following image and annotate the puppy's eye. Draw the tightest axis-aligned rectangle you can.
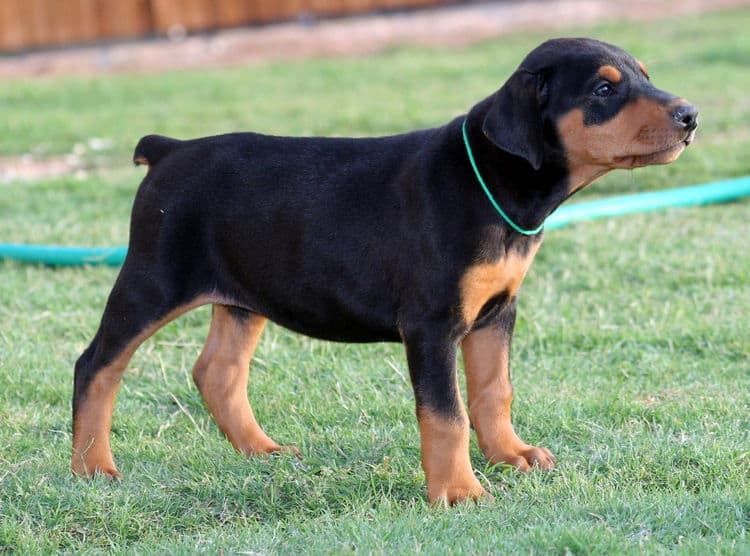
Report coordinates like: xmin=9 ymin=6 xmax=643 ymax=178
xmin=593 ymin=84 xmax=615 ymax=97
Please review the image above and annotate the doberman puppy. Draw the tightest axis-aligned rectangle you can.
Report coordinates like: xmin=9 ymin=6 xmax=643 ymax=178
xmin=72 ymin=38 xmax=697 ymax=505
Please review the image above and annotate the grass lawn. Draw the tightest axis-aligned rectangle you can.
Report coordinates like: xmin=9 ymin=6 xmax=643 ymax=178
xmin=1 ymin=8 xmax=749 ymax=555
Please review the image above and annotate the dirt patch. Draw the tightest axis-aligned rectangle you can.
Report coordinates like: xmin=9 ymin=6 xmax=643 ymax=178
xmin=0 ymin=155 xmax=79 ymax=184
xmin=0 ymin=138 xmax=112 ymax=184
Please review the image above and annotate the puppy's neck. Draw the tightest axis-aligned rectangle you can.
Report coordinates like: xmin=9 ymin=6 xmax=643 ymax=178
xmin=460 ymin=113 xmax=572 ymax=234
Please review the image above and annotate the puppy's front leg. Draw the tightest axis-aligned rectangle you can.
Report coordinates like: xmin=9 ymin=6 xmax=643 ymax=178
xmin=462 ymin=302 xmax=555 ymax=471
xmin=403 ymin=328 xmax=487 ymax=505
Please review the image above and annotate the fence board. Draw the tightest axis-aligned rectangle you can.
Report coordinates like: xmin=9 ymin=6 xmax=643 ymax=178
xmin=151 ymin=0 xmax=212 ymax=32
xmin=214 ymin=0 xmax=253 ymax=27
xmin=0 ymin=1 xmax=23 ymax=50
xmin=98 ymin=1 xmax=152 ymax=39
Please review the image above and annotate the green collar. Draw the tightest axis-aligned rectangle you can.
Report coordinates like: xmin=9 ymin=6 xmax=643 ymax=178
xmin=461 ymin=118 xmax=544 ymax=236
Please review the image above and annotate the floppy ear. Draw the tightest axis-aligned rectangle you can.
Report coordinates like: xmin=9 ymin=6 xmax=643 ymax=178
xmin=482 ymin=69 xmax=545 ymax=170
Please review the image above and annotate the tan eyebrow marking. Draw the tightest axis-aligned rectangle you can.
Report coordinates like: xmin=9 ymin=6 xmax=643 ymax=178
xmin=598 ymin=65 xmax=622 ymax=83
xmin=637 ymin=60 xmax=649 ymax=78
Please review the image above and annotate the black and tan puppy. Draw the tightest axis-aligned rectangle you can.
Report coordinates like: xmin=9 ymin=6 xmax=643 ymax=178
xmin=72 ymin=38 xmax=697 ymax=505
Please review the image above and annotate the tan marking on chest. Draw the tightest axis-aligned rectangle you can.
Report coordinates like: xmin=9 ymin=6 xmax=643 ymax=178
xmin=459 ymin=243 xmax=540 ymax=325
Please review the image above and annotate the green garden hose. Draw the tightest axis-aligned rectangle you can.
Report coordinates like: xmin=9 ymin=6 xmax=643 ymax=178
xmin=545 ymin=176 xmax=750 ymax=230
xmin=2 ymin=176 xmax=749 ymax=267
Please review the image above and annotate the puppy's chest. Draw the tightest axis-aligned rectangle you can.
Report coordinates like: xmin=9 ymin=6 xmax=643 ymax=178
xmin=458 ymin=243 xmax=541 ymax=325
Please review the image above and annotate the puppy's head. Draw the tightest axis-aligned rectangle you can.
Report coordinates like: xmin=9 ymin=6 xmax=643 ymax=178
xmin=482 ymin=38 xmax=697 ymax=189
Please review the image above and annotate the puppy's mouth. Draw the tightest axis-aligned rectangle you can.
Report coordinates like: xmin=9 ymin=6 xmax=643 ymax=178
xmin=615 ymin=130 xmax=695 ymax=169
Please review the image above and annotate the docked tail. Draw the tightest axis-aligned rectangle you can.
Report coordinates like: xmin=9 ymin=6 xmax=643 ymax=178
xmin=133 ymin=134 xmax=182 ymax=167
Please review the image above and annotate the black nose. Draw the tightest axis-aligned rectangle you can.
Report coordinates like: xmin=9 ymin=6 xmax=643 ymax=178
xmin=671 ymin=103 xmax=698 ymax=131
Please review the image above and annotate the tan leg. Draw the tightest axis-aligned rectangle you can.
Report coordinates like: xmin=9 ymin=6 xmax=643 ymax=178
xmin=403 ymin=330 xmax=488 ymax=505
xmin=418 ymin=408 xmax=487 ymax=505
xmin=462 ymin=325 xmax=555 ymax=471
xmin=72 ymin=298 xmax=209 ymax=477
xmin=72 ymin=352 xmax=129 ymax=477
xmin=192 ymin=305 xmax=298 ymax=457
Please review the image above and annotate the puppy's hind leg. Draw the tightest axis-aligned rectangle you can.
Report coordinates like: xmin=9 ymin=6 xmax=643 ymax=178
xmin=192 ymin=305 xmax=299 ymax=458
xmin=72 ymin=266 xmax=209 ymax=478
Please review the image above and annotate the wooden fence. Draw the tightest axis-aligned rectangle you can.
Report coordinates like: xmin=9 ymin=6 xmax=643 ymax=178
xmin=0 ymin=0 xmax=452 ymax=52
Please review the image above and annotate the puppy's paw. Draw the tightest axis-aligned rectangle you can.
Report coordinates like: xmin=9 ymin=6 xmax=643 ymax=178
xmin=491 ymin=444 xmax=555 ymax=471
